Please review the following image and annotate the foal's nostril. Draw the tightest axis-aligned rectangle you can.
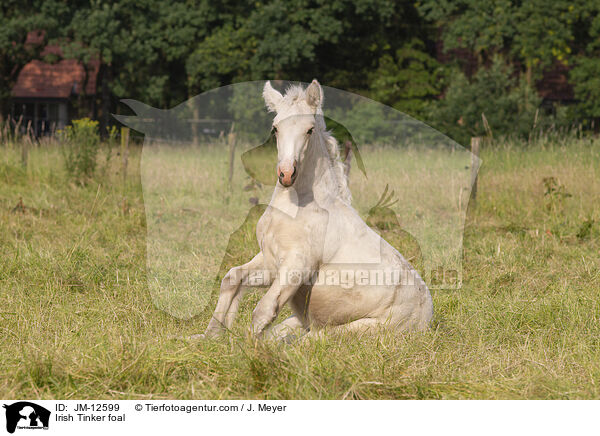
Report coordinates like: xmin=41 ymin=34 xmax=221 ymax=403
xmin=277 ymin=162 xmax=297 ymax=187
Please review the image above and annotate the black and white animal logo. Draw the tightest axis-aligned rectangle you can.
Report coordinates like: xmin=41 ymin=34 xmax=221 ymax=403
xmin=3 ymin=402 xmax=50 ymax=434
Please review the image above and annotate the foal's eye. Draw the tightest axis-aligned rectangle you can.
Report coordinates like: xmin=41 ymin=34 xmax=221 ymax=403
xmin=307 ymin=127 xmax=314 ymax=135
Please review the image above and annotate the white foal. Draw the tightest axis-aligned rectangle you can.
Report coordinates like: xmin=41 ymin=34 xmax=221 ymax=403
xmin=203 ymin=80 xmax=433 ymax=340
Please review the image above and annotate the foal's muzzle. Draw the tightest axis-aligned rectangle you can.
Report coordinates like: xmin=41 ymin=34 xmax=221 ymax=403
xmin=277 ymin=160 xmax=297 ymax=187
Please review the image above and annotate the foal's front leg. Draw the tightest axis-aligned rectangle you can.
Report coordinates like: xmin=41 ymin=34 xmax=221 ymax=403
xmin=251 ymin=256 xmax=312 ymax=336
xmin=204 ymin=252 xmax=270 ymax=338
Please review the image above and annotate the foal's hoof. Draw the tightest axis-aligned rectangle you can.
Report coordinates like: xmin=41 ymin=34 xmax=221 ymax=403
xmin=186 ymin=328 xmax=225 ymax=341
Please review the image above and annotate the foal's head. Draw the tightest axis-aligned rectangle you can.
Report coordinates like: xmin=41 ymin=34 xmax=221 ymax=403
xmin=263 ymin=80 xmax=324 ymax=187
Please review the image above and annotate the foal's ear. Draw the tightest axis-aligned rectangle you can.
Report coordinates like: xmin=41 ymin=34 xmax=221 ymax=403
xmin=306 ymin=79 xmax=323 ymax=109
xmin=263 ymin=81 xmax=283 ymax=112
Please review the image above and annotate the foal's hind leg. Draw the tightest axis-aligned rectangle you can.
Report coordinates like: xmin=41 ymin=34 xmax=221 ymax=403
xmin=304 ymin=318 xmax=383 ymax=341
xmin=203 ymin=252 xmax=271 ymax=338
xmin=265 ymin=315 xmax=305 ymax=342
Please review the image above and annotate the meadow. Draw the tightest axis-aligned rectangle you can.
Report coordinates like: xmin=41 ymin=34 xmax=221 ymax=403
xmin=0 ymin=136 xmax=599 ymax=399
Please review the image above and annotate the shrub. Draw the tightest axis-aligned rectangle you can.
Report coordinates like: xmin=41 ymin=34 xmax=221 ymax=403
xmin=426 ymin=57 xmax=546 ymax=145
xmin=570 ymin=57 xmax=600 ymax=122
xmin=59 ymin=118 xmax=100 ymax=182
xmin=369 ymin=39 xmax=445 ymax=120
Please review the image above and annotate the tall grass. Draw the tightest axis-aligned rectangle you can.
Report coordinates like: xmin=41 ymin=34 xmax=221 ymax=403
xmin=0 ymin=134 xmax=599 ymax=399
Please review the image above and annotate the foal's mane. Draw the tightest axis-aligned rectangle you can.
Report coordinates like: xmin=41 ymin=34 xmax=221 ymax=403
xmin=283 ymin=84 xmax=352 ymax=205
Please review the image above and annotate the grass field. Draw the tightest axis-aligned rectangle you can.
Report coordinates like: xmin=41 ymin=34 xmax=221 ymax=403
xmin=1 ymin=136 xmax=599 ymax=399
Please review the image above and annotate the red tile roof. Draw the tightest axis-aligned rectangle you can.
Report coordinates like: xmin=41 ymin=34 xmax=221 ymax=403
xmin=13 ymin=31 xmax=100 ymax=99
xmin=12 ymin=56 xmax=100 ymax=99
xmin=25 ymin=30 xmax=46 ymax=46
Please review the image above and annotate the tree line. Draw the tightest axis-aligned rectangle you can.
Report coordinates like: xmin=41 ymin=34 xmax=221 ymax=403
xmin=1 ymin=0 xmax=599 ymax=144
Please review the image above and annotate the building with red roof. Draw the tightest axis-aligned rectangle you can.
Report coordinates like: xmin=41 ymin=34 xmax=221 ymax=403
xmin=11 ymin=31 xmax=100 ymax=135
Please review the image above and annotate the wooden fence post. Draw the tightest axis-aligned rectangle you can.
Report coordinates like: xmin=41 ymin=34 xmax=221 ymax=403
xmin=470 ymin=137 xmax=481 ymax=205
xmin=21 ymin=120 xmax=33 ymax=169
xmin=120 ymin=127 xmax=130 ymax=215
xmin=21 ymin=140 xmax=28 ymax=169
xmin=227 ymin=124 xmax=236 ymax=193
xmin=191 ymin=102 xmax=200 ymax=147
xmin=121 ymin=126 xmax=130 ymax=184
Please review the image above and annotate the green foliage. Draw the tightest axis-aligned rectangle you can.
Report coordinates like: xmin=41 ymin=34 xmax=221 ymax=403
xmin=0 ymin=2 xmax=47 ymax=113
xmin=186 ymin=0 xmax=427 ymax=92
xmin=576 ymin=217 xmax=595 ymax=240
xmin=417 ymin=0 xmax=581 ymax=81
xmin=417 ymin=0 xmax=514 ymax=60
xmin=60 ymin=118 xmax=101 ymax=182
xmin=4 ymin=0 xmax=600 ymax=138
xmin=512 ymin=0 xmax=576 ymax=70
xmin=570 ymin=58 xmax=600 ymax=120
xmin=427 ymin=57 xmax=542 ymax=144
xmin=186 ymin=23 xmax=253 ymax=93
xmin=542 ymin=176 xmax=572 ymax=212
xmin=61 ymin=1 xmax=215 ymax=109
xmin=417 ymin=0 xmax=600 ymax=128
xmin=369 ymin=39 xmax=444 ymax=119
xmin=569 ymin=8 xmax=600 ymax=120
